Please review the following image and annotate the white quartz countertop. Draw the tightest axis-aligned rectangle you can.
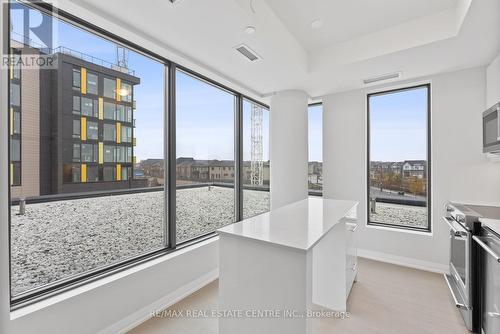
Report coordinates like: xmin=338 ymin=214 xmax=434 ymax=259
xmin=218 ymin=197 xmax=358 ymax=251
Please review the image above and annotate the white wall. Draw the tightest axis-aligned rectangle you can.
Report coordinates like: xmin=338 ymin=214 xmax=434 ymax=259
xmin=270 ymin=90 xmax=309 ymax=209
xmin=486 ymin=53 xmax=500 ymax=108
xmin=6 ymin=239 xmax=218 ymax=334
xmin=323 ymin=66 xmax=500 ymax=270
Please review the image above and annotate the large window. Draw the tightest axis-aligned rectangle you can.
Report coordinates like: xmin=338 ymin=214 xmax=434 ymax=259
xmin=367 ymin=85 xmax=430 ymax=231
xmin=176 ymin=70 xmax=236 ymax=243
xmin=8 ymin=1 xmax=165 ymax=301
xmin=6 ymin=1 xmax=269 ymax=306
xmin=308 ymin=103 xmax=323 ymax=194
xmin=242 ymin=99 xmax=270 ymax=219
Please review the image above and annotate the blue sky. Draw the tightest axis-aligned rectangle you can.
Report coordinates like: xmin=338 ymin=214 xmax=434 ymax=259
xmin=370 ymin=87 xmax=428 ymax=161
xmin=308 ymin=105 xmax=322 ymax=162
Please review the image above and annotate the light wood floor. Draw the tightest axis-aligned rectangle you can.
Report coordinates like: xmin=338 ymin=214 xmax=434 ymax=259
xmin=128 ymin=258 xmax=469 ymax=334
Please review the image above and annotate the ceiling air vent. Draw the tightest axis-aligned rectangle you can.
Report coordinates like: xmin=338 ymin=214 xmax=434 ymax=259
xmin=235 ymin=44 xmax=261 ymax=62
xmin=363 ymin=72 xmax=401 ymax=85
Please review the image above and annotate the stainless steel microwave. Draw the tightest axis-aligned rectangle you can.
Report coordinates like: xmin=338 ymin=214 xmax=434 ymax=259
xmin=483 ymin=102 xmax=500 ymax=153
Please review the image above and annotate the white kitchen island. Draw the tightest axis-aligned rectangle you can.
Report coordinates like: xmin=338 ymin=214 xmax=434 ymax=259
xmin=217 ymin=197 xmax=359 ymax=334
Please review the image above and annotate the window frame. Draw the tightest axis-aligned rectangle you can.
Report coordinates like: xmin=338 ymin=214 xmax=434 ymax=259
xmin=308 ymin=102 xmax=323 ymax=197
xmin=366 ymin=84 xmax=432 ymax=233
xmin=6 ymin=1 xmax=270 ymax=309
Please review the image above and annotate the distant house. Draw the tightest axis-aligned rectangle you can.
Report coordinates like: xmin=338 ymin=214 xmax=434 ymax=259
xmin=391 ymin=162 xmax=403 ymax=175
xmin=209 ymin=160 xmax=235 ymax=181
xmin=402 ymin=160 xmax=426 ymax=179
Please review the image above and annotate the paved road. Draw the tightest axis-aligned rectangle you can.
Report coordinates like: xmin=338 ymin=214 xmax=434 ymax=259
xmin=370 ymin=186 xmax=425 ymax=201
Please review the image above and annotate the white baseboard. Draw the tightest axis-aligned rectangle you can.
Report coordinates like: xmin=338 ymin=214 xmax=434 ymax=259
xmin=357 ymin=249 xmax=449 ymax=274
xmin=98 ymin=269 xmax=219 ymax=334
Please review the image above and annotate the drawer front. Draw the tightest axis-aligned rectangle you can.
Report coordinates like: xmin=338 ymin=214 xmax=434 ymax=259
xmin=346 ymin=221 xmax=358 ymax=296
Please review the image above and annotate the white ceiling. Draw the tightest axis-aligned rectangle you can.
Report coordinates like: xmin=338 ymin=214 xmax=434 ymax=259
xmin=62 ymin=0 xmax=500 ymax=100
xmin=265 ymin=0 xmax=458 ymax=52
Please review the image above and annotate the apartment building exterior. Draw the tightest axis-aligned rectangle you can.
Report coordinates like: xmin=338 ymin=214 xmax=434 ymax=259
xmin=9 ymin=40 xmax=144 ymax=198
xmin=175 ymin=158 xmax=270 ymax=185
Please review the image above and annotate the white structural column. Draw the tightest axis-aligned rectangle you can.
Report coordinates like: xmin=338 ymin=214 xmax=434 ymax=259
xmin=270 ymin=90 xmax=309 ymax=209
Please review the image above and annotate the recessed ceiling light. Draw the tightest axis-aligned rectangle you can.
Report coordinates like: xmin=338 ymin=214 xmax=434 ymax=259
xmin=311 ymin=19 xmax=323 ymax=29
xmin=244 ymin=26 xmax=256 ymax=34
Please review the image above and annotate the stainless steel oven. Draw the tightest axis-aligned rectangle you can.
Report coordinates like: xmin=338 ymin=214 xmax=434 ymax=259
xmin=443 ymin=215 xmax=473 ymax=329
xmin=443 ymin=203 xmax=484 ymax=332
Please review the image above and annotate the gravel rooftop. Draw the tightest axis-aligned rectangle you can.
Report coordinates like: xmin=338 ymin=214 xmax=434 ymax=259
xmin=370 ymin=202 xmax=428 ymax=228
xmin=10 ymin=189 xmax=424 ymax=296
xmin=10 ymin=186 xmax=269 ymax=296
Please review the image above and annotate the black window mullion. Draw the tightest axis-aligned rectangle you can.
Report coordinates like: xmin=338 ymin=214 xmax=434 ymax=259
xmin=235 ymin=94 xmax=243 ymax=222
xmin=167 ymin=64 xmax=176 ymax=248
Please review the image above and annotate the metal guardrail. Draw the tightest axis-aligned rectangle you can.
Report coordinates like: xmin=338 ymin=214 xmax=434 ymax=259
xmin=10 ymin=182 xmax=273 ymax=205
xmin=373 ymin=197 xmax=426 ymax=207
xmin=10 ymin=33 xmax=136 ymax=76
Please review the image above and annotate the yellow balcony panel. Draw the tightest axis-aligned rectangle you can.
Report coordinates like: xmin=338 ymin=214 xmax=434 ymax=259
xmin=10 ymin=108 xmax=13 ymax=136
xmin=98 ymin=142 xmax=104 ymax=164
xmin=81 ymin=164 xmax=87 ymax=183
xmin=98 ymin=98 xmax=104 ymax=120
xmin=81 ymin=68 xmax=87 ymax=95
xmin=116 ymin=78 xmax=122 ymax=102
xmin=116 ymin=164 xmax=121 ymax=181
xmin=81 ymin=117 xmax=87 ymax=141
xmin=116 ymin=122 xmax=121 ymax=144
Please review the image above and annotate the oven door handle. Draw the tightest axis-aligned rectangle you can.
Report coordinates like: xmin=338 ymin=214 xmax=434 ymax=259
xmin=473 ymin=236 xmax=500 ymax=263
xmin=442 ymin=216 xmax=467 ymax=238
xmin=443 ymin=274 xmax=471 ymax=310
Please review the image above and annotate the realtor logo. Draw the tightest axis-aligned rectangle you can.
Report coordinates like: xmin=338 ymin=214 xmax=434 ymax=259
xmin=3 ymin=0 xmax=59 ymax=70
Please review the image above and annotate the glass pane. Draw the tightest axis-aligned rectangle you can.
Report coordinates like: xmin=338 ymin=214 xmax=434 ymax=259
xmin=72 ymin=69 xmax=80 ymax=88
xmin=103 ymin=77 xmax=116 ymax=99
xmin=176 ymin=70 xmax=235 ymax=243
xmin=121 ymin=125 xmax=132 ymax=143
xmin=87 ymin=165 xmax=99 ymax=182
xmin=12 ymin=164 xmax=21 ymax=186
xmin=10 ymin=83 xmax=20 ymax=107
xmin=368 ymin=86 xmax=429 ymax=230
xmin=104 ymin=145 xmax=115 ymax=163
xmin=242 ymin=99 xmax=270 ymax=219
xmin=308 ymin=104 xmax=323 ymax=193
xmin=11 ymin=138 xmax=20 ymax=161
xmin=86 ymin=121 xmax=99 ymax=140
xmin=81 ymin=97 xmax=94 ymax=117
xmin=72 ymin=143 xmax=80 ymax=162
xmin=9 ymin=2 xmax=166 ymax=298
xmin=81 ymin=144 xmax=97 ymax=162
xmin=87 ymin=72 xmax=98 ymax=95
xmin=104 ymin=123 xmax=116 ymax=141
xmin=72 ymin=119 xmax=80 ymax=139
xmin=116 ymin=104 xmax=125 ymax=122
xmin=72 ymin=96 xmax=80 ymax=114
xmin=121 ymin=82 xmax=132 ymax=102
xmin=103 ymin=101 xmax=116 ymax=120
xmin=13 ymin=111 xmax=21 ymax=134
xmin=103 ymin=166 xmax=115 ymax=181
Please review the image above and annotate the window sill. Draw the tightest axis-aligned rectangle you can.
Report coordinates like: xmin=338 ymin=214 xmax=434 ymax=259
xmin=365 ymin=222 xmax=433 ymax=236
xmin=10 ymin=235 xmax=219 ymax=320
